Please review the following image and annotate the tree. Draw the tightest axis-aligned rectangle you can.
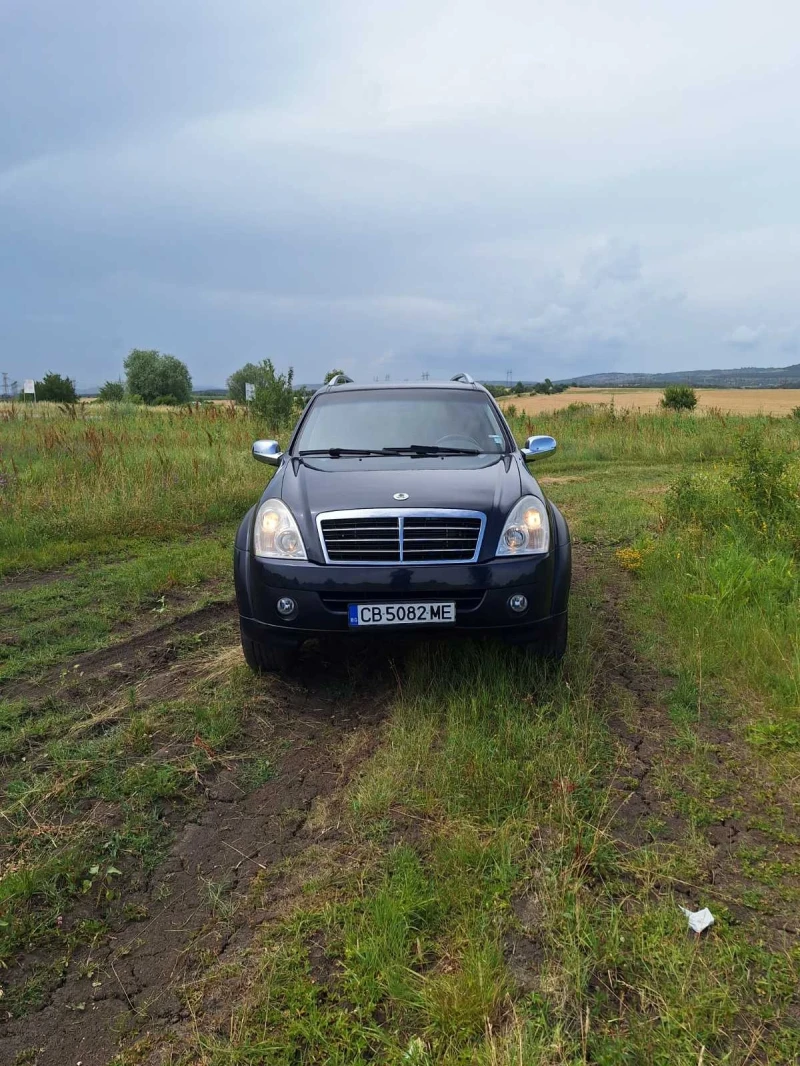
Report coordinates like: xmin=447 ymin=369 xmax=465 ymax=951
xmin=35 ymin=371 xmax=78 ymax=403
xmin=324 ymin=368 xmax=345 ymax=384
xmin=124 ymin=349 xmax=192 ymax=405
xmin=249 ymin=359 xmax=295 ymax=431
xmin=227 ymin=362 xmax=270 ymax=404
xmin=661 ymin=385 xmax=698 ymax=411
xmin=97 ymin=380 xmax=125 ymax=402
xmin=294 ymin=384 xmax=313 ymax=408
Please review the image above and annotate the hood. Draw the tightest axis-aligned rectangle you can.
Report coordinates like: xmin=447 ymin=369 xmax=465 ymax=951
xmin=267 ymin=454 xmax=527 ymax=563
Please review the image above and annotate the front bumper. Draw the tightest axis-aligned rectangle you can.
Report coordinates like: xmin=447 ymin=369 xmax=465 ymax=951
xmin=235 ymin=548 xmax=569 ymax=647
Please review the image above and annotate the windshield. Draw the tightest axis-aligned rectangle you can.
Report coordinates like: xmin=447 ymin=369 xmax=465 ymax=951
xmin=294 ymin=389 xmax=510 ymax=455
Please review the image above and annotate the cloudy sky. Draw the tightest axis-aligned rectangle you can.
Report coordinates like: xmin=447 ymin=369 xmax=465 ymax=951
xmin=1 ymin=1 xmax=799 ymax=388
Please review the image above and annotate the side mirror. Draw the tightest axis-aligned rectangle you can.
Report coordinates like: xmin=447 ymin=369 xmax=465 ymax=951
xmin=521 ymin=435 xmax=557 ymax=463
xmin=252 ymin=439 xmax=283 ymax=466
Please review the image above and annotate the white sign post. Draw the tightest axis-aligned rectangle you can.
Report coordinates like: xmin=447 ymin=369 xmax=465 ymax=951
xmin=23 ymin=379 xmax=36 ymax=402
xmin=245 ymin=383 xmax=255 ymax=402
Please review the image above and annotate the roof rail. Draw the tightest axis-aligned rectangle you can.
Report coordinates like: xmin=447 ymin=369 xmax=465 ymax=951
xmin=327 ymin=373 xmax=354 ymax=387
xmin=450 ymin=372 xmax=475 ymax=385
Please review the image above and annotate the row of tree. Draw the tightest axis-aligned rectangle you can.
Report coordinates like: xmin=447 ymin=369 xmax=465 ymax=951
xmin=483 ymin=379 xmax=570 ymax=398
xmin=26 ymin=351 xmax=194 ymax=406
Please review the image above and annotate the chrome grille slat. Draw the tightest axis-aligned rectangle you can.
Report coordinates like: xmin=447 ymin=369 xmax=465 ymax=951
xmin=318 ymin=509 xmax=485 ymax=565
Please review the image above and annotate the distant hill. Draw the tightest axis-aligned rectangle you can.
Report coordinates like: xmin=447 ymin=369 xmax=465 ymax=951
xmin=556 ymin=363 xmax=800 ymax=389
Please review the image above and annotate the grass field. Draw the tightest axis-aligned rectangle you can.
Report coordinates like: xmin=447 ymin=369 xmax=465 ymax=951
xmin=500 ymin=386 xmax=800 ymax=417
xmin=1 ymin=400 xmax=799 ymax=1064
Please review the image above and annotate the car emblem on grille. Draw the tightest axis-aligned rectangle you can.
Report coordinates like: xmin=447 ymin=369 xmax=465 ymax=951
xmin=393 ymin=492 xmax=409 ymax=501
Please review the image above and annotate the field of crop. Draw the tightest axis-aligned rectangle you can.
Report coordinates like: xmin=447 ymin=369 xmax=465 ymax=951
xmin=501 ymin=387 xmax=800 ymax=417
xmin=1 ymin=400 xmax=800 ymax=1065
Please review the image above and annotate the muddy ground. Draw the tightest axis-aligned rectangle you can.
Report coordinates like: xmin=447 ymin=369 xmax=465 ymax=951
xmin=2 ymin=549 xmax=798 ymax=1064
xmin=0 ymin=595 xmax=393 ymax=1066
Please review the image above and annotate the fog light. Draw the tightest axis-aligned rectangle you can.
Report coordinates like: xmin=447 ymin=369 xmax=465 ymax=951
xmin=276 ymin=596 xmax=297 ymax=617
xmin=508 ymin=594 xmax=528 ymax=613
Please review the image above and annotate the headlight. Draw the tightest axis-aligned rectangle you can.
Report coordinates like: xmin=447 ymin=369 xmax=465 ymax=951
xmin=496 ymin=496 xmax=549 ymax=556
xmin=253 ymin=499 xmax=307 ymax=560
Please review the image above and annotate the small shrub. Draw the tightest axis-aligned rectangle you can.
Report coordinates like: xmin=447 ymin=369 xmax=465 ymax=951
xmin=34 ymin=371 xmax=78 ymax=403
xmin=731 ymin=431 xmax=799 ymax=533
xmin=97 ymin=381 xmax=125 ymax=402
xmin=249 ymin=359 xmax=295 ymax=432
xmin=791 ymin=406 xmax=800 ymax=420
xmin=153 ymin=394 xmax=179 ymax=406
xmin=661 ymin=385 xmax=698 ymax=411
xmin=666 ymin=432 xmax=799 ymax=551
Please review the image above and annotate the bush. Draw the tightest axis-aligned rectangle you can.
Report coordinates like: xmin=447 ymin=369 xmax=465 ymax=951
xmin=153 ymin=395 xmax=179 ymax=406
xmin=666 ymin=431 xmax=799 ymax=551
xmin=249 ymin=359 xmax=295 ymax=432
xmin=661 ymin=385 xmax=698 ymax=411
xmin=227 ymin=362 xmax=270 ymax=404
xmin=97 ymin=381 xmax=125 ymax=402
xmin=124 ymin=349 xmax=192 ymax=405
xmin=731 ymin=431 xmax=799 ymax=534
xmin=34 ymin=372 xmax=78 ymax=404
xmin=791 ymin=406 xmax=800 ymax=420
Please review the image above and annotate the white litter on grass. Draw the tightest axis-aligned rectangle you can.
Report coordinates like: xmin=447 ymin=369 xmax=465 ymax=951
xmin=403 ymin=1036 xmax=428 ymax=1062
xmin=681 ymin=906 xmax=715 ymax=933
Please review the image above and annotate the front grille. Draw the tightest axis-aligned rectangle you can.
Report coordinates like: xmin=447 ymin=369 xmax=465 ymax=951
xmin=317 ymin=517 xmax=400 ymax=563
xmin=318 ymin=510 xmax=485 ymax=565
xmin=319 ymin=591 xmax=486 ymax=614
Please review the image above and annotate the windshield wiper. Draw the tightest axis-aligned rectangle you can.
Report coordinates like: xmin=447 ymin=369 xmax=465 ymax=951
xmin=298 ymin=444 xmax=483 ymax=458
xmin=298 ymin=447 xmax=390 ymax=458
xmin=380 ymin=444 xmax=481 ymax=456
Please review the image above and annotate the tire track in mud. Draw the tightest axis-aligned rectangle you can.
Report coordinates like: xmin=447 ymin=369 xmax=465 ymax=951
xmin=2 ymin=598 xmax=237 ymax=705
xmin=0 ymin=630 xmax=394 ymax=1066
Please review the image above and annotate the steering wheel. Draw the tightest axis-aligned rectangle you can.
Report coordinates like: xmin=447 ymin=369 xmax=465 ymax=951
xmin=436 ymin=434 xmax=482 ymax=450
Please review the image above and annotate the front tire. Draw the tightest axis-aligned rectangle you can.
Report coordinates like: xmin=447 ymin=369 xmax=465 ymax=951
xmin=240 ymin=623 xmax=294 ymax=674
xmin=528 ymin=613 xmax=568 ymax=662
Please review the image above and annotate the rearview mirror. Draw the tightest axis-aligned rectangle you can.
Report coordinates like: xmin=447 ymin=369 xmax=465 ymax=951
xmin=252 ymin=439 xmax=283 ymax=466
xmin=521 ymin=435 xmax=557 ymax=462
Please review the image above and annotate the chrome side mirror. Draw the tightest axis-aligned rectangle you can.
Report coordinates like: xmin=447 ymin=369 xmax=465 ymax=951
xmin=252 ymin=439 xmax=283 ymax=466
xmin=521 ymin=435 xmax=557 ymax=462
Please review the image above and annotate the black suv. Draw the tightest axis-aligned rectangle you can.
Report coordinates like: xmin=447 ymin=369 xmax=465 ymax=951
xmin=234 ymin=374 xmax=571 ymax=670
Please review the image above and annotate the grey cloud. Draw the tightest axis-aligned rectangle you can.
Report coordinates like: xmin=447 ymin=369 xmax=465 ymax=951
xmin=726 ymin=325 xmax=766 ymax=349
xmin=2 ymin=2 xmax=800 ymax=387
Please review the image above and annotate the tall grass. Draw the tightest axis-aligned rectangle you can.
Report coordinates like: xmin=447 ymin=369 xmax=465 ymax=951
xmin=505 ymin=403 xmax=800 ymax=466
xmin=630 ymin=433 xmax=800 ymax=737
xmin=0 ymin=403 xmax=286 ymax=571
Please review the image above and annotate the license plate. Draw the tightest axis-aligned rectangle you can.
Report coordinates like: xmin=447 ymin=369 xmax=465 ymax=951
xmin=348 ymin=602 xmax=456 ymax=627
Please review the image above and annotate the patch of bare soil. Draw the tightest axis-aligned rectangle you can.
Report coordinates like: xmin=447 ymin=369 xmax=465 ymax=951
xmin=2 ymin=597 xmax=237 ymax=705
xmin=0 ymin=569 xmax=70 ymax=593
xmin=0 ymin=635 xmax=394 ymax=1066
xmin=577 ymin=544 xmax=800 ymax=939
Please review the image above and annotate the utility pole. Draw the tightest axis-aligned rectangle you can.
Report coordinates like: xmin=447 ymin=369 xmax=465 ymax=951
xmin=421 ymin=370 xmax=429 ymax=381
xmin=506 ymin=369 xmax=513 ymax=386
xmin=1 ymin=372 xmax=9 ymax=400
